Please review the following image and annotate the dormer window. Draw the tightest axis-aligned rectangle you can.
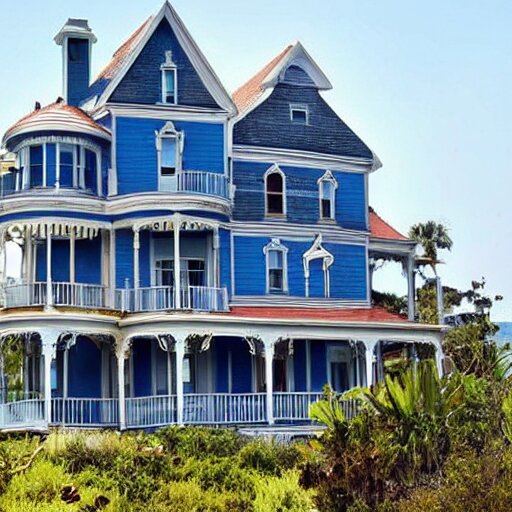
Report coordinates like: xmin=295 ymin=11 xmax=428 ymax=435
xmin=318 ymin=170 xmax=338 ymax=220
xmin=161 ymin=51 xmax=177 ymax=104
xmin=264 ymin=165 xmax=286 ymax=217
xmin=264 ymin=239 xmax=289 ymax=294
xmin=290 ymin=104 xmax=308 ymax=124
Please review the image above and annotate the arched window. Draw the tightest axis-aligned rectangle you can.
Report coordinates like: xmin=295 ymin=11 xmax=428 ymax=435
xmin=318 ymin=170 xmax=338 ymax=220
xmin=264 ymin=238 xmax=289 ymax=294
xmin=265 ymin=165 xmax=286 ymax=216
xmin=156 ymin=121 xmax=183 ymax=192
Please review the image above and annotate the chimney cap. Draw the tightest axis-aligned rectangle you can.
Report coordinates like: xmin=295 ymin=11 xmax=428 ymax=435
xmin=54 ymin=18 xmax=97 ymax=46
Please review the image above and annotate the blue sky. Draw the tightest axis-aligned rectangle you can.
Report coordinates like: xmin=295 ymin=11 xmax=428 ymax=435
xmin=0 ymin=0 xmax=511 ymax=319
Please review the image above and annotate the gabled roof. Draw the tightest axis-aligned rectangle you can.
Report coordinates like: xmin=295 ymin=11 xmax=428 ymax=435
xmin=2 ymin=101 xmax=111 ymax=148
xmin=84 ymin=2 xmax=236 ymax=115
xmin=233 ymin=41 xmax=332 ymax=118
xmin=369 ymin=209 xmax=409 ymax=241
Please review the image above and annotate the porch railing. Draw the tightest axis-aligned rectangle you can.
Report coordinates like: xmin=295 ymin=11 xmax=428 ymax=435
xmin=177 ymin=171 xmax=229 ymax=199
xmin=2 ymin=282 xmax=106 ymax=309
xmin=115 ymin=286 xmax=229 ymax=313
xmin=273 ymin=393 xmax=361 ymax=422
xmin=184 ymin=393 xmax=267 ymax=424
xmin=126 ymin=395 xmax=177 ymax=428
xmin=51 ymin=398 xmax=119 ymax=427
xmin=0 ymin=399 xmax=45 ymax=429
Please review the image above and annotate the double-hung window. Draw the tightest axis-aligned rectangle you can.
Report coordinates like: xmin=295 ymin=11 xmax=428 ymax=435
xmin=29 ymin=145 xmax=43 ymax=187
xmin=265 ymin=166 xmax=286 ymax=216
xmin=59 ymin=144 xmax=75 ymax=188
xmin=318 ymin=171 xmax=338 ymax=221
xmin=157 ymin=122 xmax=182 ymax=192
xmin=161 ymin=50 xmax=177 ymax=104
xmin=264 ymin=239 xmax=288 ymax=294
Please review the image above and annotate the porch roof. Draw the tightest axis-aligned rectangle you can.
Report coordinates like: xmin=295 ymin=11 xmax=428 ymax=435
xmin=228 ymin=306 xmax=408 ymax=323
xmin=369 ymin=209 xmax=409 ymax=241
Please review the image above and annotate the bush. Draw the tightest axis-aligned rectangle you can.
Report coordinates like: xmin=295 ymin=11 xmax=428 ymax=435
xmin=238 ymin=439 xmax=302 ymax=476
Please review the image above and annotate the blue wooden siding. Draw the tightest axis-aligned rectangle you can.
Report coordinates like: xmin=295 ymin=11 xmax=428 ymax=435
xmin=67 ymin=38 xmax=90 ymax=107
xmin=232 ymin=161 xmax=367 ymax=230
xmin=219 ymin=228 xmax=231 ymax=293
xmin=132 ymin=338 xmax=152 ymax=397
xmin=46 ymin=144 xmax=56 ymax=187
xmin=233 ymin=83 xmax=372 ymax=159
xmin=233 ymin=235 xmax=367 ymax=300
xmin=68 ymin=337 xmax=102 ymax=398
xmin=109 ymin=19 xmax=219 ymax=108
xmin=75 ymin=237 xmax=102 ymax=284
xmin=116 ymin=229 xmax=134 ymax=288
xmin=215 ymin=337 xmax=252 ymax=393
xmin=116 ymin=117 xmax=225 ymax=195
xmin=311 ymin=341 xmax=327 ymax=391
xmin=293 ymin=340 xmax=307 ymax=392
xmin=283 ymin=65 xmax=316 ymax=86
xmin=35 ymin=240 xmax=70 ymax=282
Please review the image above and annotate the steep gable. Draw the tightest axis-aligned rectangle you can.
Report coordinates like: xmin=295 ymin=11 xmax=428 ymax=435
xmin=83 ymin=2 xmax=236 ymax=114
xmin=232 ymin=43 xmax=374 ymax=161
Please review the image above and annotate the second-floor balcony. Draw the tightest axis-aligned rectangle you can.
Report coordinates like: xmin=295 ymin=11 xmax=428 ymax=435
xmin=1 ymin=282 xmax=229 ymax=313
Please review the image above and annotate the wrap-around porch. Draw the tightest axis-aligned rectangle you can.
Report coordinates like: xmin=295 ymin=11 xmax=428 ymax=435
xmin=0 ymin=328 xmax=443 ymax=431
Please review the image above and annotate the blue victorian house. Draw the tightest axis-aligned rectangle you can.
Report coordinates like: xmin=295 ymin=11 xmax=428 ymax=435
xmin=0 ymin=3 xmax=443 ymax=431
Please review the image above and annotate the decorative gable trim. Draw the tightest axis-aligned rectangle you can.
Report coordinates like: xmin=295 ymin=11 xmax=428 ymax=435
xmin=263 ymin=42 xmax=332 ymax=91
xmin=317 ymin=169 xmax=338 ymax=188
xmin=96 ymin=2 xmax=237 ymax=115
xmin=303 ymin=234 xmax=334 ymax=298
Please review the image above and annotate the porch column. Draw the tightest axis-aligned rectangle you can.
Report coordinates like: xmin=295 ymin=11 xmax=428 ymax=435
xmin=363 ymin=339 xmax=378 ymax=388
xmin=133 ymin=227 xmax=140 ymax=310
xmin=109 ymin=229 xmax=116 ymax=308
xmin=174 ymin=215 xmax=181 ymax=309
xmin=174 ymin=333 xmax=186 ymax=425
xmin=69 ymin=228 xmax=75 ymax=284
xmin=40 ymin=330 xmax=59 ymax=425
xmin=407 ymin=253 xmax=415 ymax=321
xmin=46 ymin=228 xmax=53 ymax=307
xmin=213 ymin=227 xmax=220 ymax=288
xmin=115 ymin=335 xmax=129 ymax=430
xmin=433 ymin=340 xmax=444 ymax=378
xmin=263 ymin=338 xmax=275 ymax=426
xmin=25 ymin=229 xmax=33 ymax=284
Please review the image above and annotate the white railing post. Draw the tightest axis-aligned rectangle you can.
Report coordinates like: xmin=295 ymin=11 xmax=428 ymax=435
xmin=40 ymin=329 xmax=59 ymax=427
xmin=407 ymin=253 xmax=415 ymax=321
xmin=46 ymin=228 xmax=53 ymax=307
xmin=363 ymin=339 xmax=378 ymax=388
xmin=263 ymin=338 xmax=275 ymax=425
xmin=109 ymin=229 xmax=116 ymax=308
xmin=173 ymin=215 xmax=181 ymax=310
xmin=133 ymin=227 xmax=140 ymax=311
xmin=115 ymin=336 xmax=129 ymax=430
xmin=174 ymin=333 xmax=186 ymax=425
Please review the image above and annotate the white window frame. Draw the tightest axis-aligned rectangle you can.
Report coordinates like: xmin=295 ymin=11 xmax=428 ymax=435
xmin=264 ymin=164 xmax=287 ymax=217
xmin=290 ymin=103 xmax=309 ymax=124
xmin=317 ymin=170 xmax=338 ymax=221
xmin=263 ymin=238 xmax=289 ymax=294
xmin=160 ymin=50 xmax=177 ymax=105
xmin=155 ymin=121 xmax=184 ymax=192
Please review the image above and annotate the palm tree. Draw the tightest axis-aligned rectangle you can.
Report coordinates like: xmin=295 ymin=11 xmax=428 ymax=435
xmin=409 ymin=221 xmax=453 ymax=275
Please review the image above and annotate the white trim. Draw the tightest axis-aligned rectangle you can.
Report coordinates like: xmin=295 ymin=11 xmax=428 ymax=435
xmin=13 ymin=136 xmax=102 ymax=155
xmin=264 ymin=164 xmax=287 ymax=218
xmin=155 ymin=121 xmax=183 ymax=192
xmin=289 ymin=104 xmax=309 ymax=124
xmin=317 ymin=170 xmax=338 ymax=220
xmin=263 ymin=238 xmax=289 ymax=294
xmin=160 ymin=64 xmax=177 ymax=105
xmin=303 ymin=234 xmax=334 ymax=298
xmin=233 ymin=145 xmax=374 ymax=173
xmin=94 ymin=3 xmax=237 ymax=115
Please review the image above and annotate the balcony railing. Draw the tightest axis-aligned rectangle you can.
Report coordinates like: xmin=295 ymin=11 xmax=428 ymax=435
xmin=51 ymin=398 xmax=119 ymax=427
xmin=115 ymin=285 xmax=229 ymax=313
xmin=2 ymin=282 xmax=107 ymax=309
xmin=126 ymin=395 xmax=177 ymax=429
xmin=177 ymin=171 xmax=229 ymax=199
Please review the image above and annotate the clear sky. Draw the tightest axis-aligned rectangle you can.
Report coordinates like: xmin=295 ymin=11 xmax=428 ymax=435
xmin=0 ymin=0 xmax=511 ymax=320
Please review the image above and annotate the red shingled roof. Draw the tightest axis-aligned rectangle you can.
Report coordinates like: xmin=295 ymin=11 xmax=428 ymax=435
xmin=232 ymin=45 xmax=293 ymax=114
xmin=3 ymin=101 xmax=110 ymax=145
xmin=94 ymin=17 xmax=152 ymax=83
xmin=369 ymin=210 xmax=409 ymax=241
xmin=229 ymin=306 xmax=408 ymax=323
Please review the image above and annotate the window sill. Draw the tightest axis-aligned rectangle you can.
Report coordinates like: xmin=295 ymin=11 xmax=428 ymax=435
xmin=318 ymin=218 xmax=337 ymax=225
xmin=265 ymin=214 xmax=287 ymax=220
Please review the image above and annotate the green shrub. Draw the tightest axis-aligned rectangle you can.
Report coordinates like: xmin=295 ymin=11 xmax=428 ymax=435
xmin=253 ymin=470 xmax=314 ymax=512
xmin=238 ymin=439 xmax=302 ymax=476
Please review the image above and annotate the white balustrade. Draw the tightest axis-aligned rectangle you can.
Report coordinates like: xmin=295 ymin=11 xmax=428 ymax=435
xmin=2 ymin=282 xmax=106 ymax=309
xmin=273 ymin=392 xmax=324 ymax=421
xmin=184 ymin=393 xmax=267 ymax=424
xmin=125 ymin=395 xmax=177 ymax=428
xmin=0 ymin=399 xmax=46 ymax=429
xmin=177 ymin=171 xmax=229 ymax=199
xmin=51 ymin=398 xmax=119 ymax=427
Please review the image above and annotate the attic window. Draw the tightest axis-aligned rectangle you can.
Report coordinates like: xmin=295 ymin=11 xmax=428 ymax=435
xmin=161 ymin=50 xmax=177 ymax=104
xmin=290 ymin=104 xmax=308 ymax=124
